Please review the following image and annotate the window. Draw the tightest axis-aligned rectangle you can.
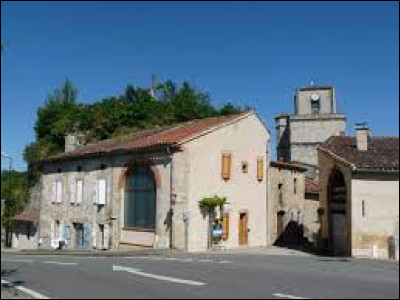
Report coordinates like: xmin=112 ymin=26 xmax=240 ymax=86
xmin=257 ymin=157 xmax=264 ymax=182
xmin=99 ymin=224 xmax=105 ymax=249
xmin=311 ymin=99 xmax=320 ymax=114
xmin=222 ymin=153 xmax=232 ymax=181
xmin=76 ymin=180 xmax=83 ymax=204
xmin=53 ymin=181 xmax=63 ymax=203
xmin=362 ymin=200 xmax=366 ymax=217
xmin=97 ymin=179 xmax=106 ymax=205
xmin=125 ymin=165 xmax=156 ymax=230
xmin=278 ymin=183 xmax=283 ymax=205
xmin=294 ymin=178 xmax=297 ymax=194
xmin=222 ymin=213 xmax=230 ymax=241
xmin=242 ymin=162 xmax=249 ymax=173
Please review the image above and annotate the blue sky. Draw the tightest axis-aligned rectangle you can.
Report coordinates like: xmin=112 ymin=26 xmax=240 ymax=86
xmin=1 ymin=1 xmax=399 ymax=170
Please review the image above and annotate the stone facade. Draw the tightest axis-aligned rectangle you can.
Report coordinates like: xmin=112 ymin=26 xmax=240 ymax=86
xmin=267 ymin=162 xmax=306 ymax=246
xmin=12 ymin=222 xmax=37 ymax=249
xmin=276 ymin=86 xmax=347 ymax=173
xmin=319 ymin=149 xmax=399 ymax=260
xmin=34 ymin=112 xmax=270 ymax=252
xmin=303 ymin=193 xmax=320 ymax=244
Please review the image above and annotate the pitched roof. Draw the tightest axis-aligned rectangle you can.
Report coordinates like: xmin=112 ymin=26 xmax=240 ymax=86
xmin=270 ymin=161 xmax=307 ymax=172
xmin=319 ymin=136 xmax=399 ymax=171
xmin=13 ymin=207 xmax=39 ymax=223
xmin=305 ymin=178 xmax=319 ymax=195
xmin=45 ymin=111 xmax=255 ymax=162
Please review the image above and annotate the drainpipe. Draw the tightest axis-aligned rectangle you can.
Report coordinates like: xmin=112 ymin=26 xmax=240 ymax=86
xmin=167 ymin=146 xmax=174 ymax=250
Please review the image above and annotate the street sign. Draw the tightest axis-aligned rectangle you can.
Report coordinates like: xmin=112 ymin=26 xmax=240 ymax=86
xmin=212 ymin=228 xmax=223 ymax=237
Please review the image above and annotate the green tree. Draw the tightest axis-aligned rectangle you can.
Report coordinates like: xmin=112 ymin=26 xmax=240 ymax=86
xmin=220 ymin=102 xmax=242 ymax=115
xmin=24 ymin=79 xmax=244 ymax=166
xmin=1 ymin=170 xmax=29 ymax=230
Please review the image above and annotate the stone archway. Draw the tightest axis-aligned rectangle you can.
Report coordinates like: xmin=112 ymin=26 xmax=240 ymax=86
xmin=124 ymin=164 xmax=157 ymax=231
xmin=328 ymin=168 xmax=348 ymax=256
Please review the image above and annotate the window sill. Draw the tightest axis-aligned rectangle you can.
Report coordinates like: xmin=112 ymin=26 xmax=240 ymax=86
xmin=122 ymin=227 xmax=155 ymax=233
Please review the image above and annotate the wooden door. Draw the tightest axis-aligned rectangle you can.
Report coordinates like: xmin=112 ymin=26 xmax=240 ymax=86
xmin=239 ymin=213 xmax=249 ymax=246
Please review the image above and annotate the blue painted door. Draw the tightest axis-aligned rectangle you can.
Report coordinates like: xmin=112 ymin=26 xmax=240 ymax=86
xmin=63 ymin=223 xmax=72 ymax=248
xmin=83 ymin=223 xmax=93 ymax=249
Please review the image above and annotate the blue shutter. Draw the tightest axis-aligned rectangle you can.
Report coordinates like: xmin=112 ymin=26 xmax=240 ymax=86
xmin=83 ymin=223 xmax=93 ymax=249
xmin=63 ymin=223 xmax=72 ymax=248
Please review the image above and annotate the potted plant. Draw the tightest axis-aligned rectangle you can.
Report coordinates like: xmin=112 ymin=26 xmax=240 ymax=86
xmin=199 ymin=196 xmax=227 ymax=249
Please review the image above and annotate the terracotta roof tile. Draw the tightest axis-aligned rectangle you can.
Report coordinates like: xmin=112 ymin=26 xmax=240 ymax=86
xmin=14 ymin=208 xmax=39 ymax=223
xmin=46 ymin=112 xmax=253 ymax=162
xmin=320 ymin=136 xmax=399 ymax=171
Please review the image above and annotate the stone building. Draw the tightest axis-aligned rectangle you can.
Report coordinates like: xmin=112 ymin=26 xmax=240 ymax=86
xmin=276 ymin=85 xmax=347 ymax=177
xmin=303 ymin=178 xmax=321 ymax=243
xmin=318 ymin=125 xmax=399 ymax=259
xmin=10 ymin=175 xmax=41 ymax=249
xmin=30 ymin=111 xmax=270 ymax=252
xmin=268 ymin=161 xmax=307 ymax=246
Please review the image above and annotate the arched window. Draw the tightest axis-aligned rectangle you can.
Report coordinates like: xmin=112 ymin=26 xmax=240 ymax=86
xmin=124 ymin=165 xmax=156 ymax=230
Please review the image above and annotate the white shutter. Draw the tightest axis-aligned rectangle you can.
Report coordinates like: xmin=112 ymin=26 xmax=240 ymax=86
xmin=92 ymin=224 xmax=97 ymax=249
xmin=70 ymin=182 xmax=76 ymax=204
xmin=52 ymin=183 xmax=57 ymax=204
xmin=77 ymin=180 xmax=83 ymax=204
xmin=56 ymin=181 xmax=63 ymax=203
xmin=98 ymin=179 xmax=106 ymax=205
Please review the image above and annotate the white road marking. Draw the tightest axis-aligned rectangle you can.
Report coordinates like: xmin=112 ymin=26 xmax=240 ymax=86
xmin=1 ymin=279 xmax=51 ymax=299
xmin=113 ymin=265 xmax=207 ymax=286
xmin=218 ymin=261 xmax=232 ymax=264
xmin=197 ymin=259 xmax=213 ymax=263
xmin=42 ymin=261 xmax=78 ymax=266
xmin=1 ymin=259 xmax=34 ymax=263
xmin=273 ymin=293 xmax=309 ymax=299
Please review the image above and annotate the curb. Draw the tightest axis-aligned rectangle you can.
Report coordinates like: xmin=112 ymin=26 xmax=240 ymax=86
xmin=1 ymin=249 xmax=177 ymax=258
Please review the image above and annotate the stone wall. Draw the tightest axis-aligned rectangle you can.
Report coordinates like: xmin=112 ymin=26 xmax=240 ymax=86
xmin=351 ymin=173 xmax=399 ymax=260
xmin=12 ymin=222 xmax=37 ymax=249
xmin=267 ymin=166 xmax=305 ymax=245
xmin=318 ymin=149 xmax=399 ymax=260
xmin=296 ymin=88 xmax=335 ymax=115
xmin=290 ymin=116 xmax=347 ymax=166
xmin=303 ymin=196 xmax=320 ymax=243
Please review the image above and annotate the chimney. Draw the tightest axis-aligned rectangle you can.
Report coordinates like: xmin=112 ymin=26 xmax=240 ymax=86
xmin=355 ymin=123 xmax=371 ymax=151
xmin=65 ymin=133 xmax=86 ymax=152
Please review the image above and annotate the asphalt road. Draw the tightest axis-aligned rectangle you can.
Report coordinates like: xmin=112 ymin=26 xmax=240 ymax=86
xmin=1 ymin=252 xmax=399 ymax=299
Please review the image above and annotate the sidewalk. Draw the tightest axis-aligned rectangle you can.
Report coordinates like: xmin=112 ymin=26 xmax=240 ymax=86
xmin=205 ymin=246 xmax=314 ymax=257
xmin=1 ymin=247 xmax=175 ymax=257
xmin=1 ymin=246 xmax=316 ymax=258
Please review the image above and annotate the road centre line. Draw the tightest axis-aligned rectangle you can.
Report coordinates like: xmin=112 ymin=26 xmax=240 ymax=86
xmin=113 ymin=265 xmax=207 ymax=286
xmin=42 ymin=261 xmax=78 ymax=266
xmin=273 ymin=293 xmax=309 ymax=299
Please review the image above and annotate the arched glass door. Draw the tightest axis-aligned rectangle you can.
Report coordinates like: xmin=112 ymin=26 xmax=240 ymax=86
xmin=125 ymin=165 xmax=156 ymax=230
